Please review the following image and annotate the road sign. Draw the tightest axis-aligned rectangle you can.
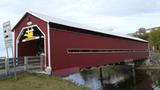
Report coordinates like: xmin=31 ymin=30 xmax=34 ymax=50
xmin=2 ymin=21 xmax=12 ymax=48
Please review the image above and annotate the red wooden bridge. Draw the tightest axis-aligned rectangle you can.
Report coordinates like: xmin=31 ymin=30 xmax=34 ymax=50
xmin=12 ymin=11 xmax=148 ymax=77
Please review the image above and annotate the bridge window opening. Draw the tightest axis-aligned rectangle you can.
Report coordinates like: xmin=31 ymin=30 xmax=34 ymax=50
xmin=67 ymin=49 xmax=147 ymax=54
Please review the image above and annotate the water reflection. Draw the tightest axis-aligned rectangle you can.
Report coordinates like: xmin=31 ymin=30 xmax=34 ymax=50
xmin=65 ymin=66 xmax=160 ymax=90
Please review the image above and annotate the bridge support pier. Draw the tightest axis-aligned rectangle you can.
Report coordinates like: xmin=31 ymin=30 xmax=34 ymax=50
xmin=99 ymin=67 xmax=104 ymax=89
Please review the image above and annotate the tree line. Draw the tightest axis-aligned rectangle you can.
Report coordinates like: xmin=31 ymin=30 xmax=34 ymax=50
xmin=133 ymin=27 xmax=160 ymax=52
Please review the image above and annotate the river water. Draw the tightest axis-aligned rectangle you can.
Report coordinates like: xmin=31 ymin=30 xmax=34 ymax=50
xmin=65 ymin=66 xmax=160 ymax=90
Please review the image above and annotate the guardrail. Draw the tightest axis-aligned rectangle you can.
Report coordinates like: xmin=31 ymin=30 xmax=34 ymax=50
xmin=0 ymin=55 xmax=45 ymax=78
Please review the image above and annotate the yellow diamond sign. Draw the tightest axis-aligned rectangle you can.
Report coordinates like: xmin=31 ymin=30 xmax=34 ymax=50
xmin=25 ymin=28 xmax=34 ymax=40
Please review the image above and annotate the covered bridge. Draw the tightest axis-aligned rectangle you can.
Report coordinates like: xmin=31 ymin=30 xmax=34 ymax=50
xmin=12 ymin=12 xmax=148 ymax=76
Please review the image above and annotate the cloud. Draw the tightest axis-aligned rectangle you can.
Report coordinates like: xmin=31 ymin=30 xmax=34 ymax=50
xmin=1 ymin=0 xmax=160 ymax=57
xmin=90 ymin=0 xmax=160 ymax=16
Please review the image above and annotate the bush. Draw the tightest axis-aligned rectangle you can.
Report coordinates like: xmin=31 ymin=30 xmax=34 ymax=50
xmin=149 ymin=51 xmax=160 ymax=65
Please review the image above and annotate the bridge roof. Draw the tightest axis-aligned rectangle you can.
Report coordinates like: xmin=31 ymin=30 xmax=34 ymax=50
xmin=13 ymin=11 xmax=148 ymax=43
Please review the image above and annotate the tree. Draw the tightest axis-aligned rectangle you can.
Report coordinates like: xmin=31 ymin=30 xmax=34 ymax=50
xmin=138 ymin=27 xmax=146 ymax=34
xmin=149 ymin=29 xmax=160 ymax=52
xmin=133 ymin=28 xmax=149 ymax=40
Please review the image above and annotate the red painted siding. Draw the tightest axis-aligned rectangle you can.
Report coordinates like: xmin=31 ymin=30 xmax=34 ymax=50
xmin=50 ymin=28 xmax=148 ymax=70
xmin=14 ymin=13 xmax=49 ymax=66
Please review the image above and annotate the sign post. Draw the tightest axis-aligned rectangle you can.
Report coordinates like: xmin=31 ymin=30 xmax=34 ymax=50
xmin=2 ymin=21 xmax=13 ymax=58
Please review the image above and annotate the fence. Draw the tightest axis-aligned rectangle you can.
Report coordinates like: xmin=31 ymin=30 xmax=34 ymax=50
xmin=0 ymin=55 xmax=45 ymax=78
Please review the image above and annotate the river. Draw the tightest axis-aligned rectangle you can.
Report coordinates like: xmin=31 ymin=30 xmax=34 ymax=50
xmin=65 ymin=65 xmax=160 ymax=90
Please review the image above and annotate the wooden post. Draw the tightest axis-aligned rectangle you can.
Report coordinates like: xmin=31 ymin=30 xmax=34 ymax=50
xmin=5 ymin=58 xmax=9 ymax=76
xmin=24 ymin=57 xmax=28 ymax=71
xmin=13 ymin=58 xmax=17 ymax=80
xmin=40 ymin=55 xmax=43 ymax=71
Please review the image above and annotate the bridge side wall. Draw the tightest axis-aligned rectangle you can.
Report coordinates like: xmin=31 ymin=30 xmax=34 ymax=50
xmin=50 ymin=28 xmax=148 ymax=76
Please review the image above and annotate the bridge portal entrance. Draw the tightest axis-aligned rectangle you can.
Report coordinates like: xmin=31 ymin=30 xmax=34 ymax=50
xmin=17 ymin=25 xmax=45 ymax=58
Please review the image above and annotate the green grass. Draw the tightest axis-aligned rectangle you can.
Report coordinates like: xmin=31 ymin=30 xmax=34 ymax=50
xmin=0 ymin=73 xmax=89 ymax=90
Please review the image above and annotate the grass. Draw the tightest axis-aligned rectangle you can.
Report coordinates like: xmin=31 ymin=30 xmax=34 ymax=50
xmin=0 ymin=73 xmax=89 ymax=90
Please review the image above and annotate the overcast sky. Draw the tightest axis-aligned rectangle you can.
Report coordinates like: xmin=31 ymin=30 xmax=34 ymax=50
xmin=1 ymin=0 xmax=160 ymax=57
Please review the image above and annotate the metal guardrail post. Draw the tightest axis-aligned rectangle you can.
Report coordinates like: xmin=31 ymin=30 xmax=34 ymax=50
xmin=24 ymin=56 xmax=28 ymax=71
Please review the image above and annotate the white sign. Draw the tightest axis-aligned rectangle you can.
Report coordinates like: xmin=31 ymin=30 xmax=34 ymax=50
xmin=2 ymin=21 xmax=12 ymax=48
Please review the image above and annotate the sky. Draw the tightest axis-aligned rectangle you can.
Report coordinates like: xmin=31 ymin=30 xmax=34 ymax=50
xmin=1 ymin=0 xmax=160 ymax=57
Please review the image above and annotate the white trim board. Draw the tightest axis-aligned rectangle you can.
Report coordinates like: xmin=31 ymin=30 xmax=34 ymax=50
xmin=47 ymin=23 xmax=51 ymax=69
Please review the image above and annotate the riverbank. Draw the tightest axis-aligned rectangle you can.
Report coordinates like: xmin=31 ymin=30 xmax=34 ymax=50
xmin=0 ymin=73 xmax=89 ymax=90
xmin=136 ymin=65 xmax=160 ymax=69
xmin=136 ymin=59 xmax=160 ymax=69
